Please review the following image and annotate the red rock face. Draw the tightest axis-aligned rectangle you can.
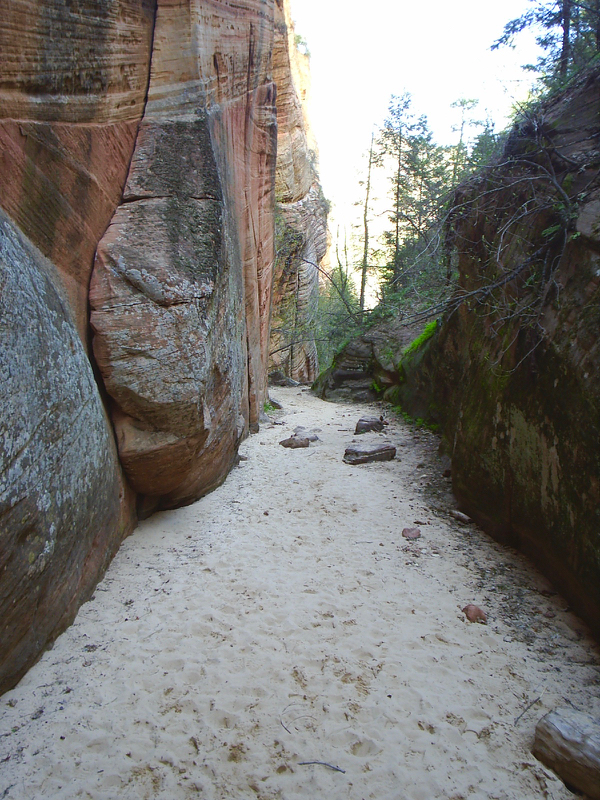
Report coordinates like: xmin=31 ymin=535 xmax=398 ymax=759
xmin=0 ymin=0 xmax=156 ymax=337
xmin=90 ymin=0 xmax=277 ymax=507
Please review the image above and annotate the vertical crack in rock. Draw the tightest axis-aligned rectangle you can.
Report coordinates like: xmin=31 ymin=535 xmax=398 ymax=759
xmin=90 ymin=0 xmax=278 ymax=511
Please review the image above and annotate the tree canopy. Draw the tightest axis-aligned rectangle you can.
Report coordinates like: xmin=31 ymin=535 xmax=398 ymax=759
xmin=493 ymin=0 xmax=600 ymax=85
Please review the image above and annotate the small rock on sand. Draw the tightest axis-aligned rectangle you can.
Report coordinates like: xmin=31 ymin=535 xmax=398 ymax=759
xmin=343 ymin=444 xmax=396 ymax=465
xmin=294 ymin=426 xmax=319 ymax=441
xmin=462 ymin=604 xmax=487 ymax=623
xmin=402 ymin=528 xmax=422 ymax=540
xmin=280 ymin=436 xmax=310 ymax=449
xmin=355 ymin=417 xmax=386 ymax=434
xmin=450 ymin=510 xmax=472 ymax=525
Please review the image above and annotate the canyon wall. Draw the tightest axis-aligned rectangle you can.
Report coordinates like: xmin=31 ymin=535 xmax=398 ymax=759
xmin=269 ymin=3 xmax=327 ymax=383
xmin=0 ymin=0 xmax=316 ymax=692
xmin=430 ymin=67 xmax=600 ymax=636
xmin=90 ymin=0 xmax=277 ymax=512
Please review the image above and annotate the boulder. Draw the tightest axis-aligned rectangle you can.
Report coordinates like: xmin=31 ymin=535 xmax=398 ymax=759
xmin=533 ymin=709 xmax=600 ymax=799
xmin=355 ymin=417 xmax=386 ymax=434
xmin=90 ymin=0 xmax=279 ymax=508
xmin=269 ymin=371 xmax=300 ymax=387
xmin=0 ymin=210 xmax=133 ymax=693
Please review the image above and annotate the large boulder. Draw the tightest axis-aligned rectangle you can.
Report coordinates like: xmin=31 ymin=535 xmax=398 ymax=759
xmin=0 ymin=210 xmax=133 ymax=694
xmin=0 ymin=0 xmax=151 ymax=694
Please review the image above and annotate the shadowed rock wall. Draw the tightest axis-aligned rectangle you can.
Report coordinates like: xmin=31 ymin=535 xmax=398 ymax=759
xmin=0 ymin=0 xmax=153 ymax=694
xmin=431 ymin=69 xmax=600 ymax=636
xmin=0 ymin=208 xmax=135 ymax=692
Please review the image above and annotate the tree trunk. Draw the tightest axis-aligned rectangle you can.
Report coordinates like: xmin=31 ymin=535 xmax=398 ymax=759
xmin=360 ymin=133 xmax=375 ymax=312
xmin=393 ymin=134 xmax=403 ymax=287
xmin=560 ymin=0 xmax=572 ymax=78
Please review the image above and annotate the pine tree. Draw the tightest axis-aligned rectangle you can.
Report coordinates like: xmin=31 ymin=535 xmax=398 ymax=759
xmin=376 ymin=94 xmax=451 ymax=299
xmin=493 ymin=0 xmax=600 ymax=85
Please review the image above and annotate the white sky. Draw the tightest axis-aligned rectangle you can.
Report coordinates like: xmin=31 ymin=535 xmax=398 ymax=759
xmin=290 ymin=0 xmax=542 ymax=239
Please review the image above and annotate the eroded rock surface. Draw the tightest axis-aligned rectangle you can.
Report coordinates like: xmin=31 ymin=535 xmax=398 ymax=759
xmin=0 ymin=0 xmax=156 ymax=337
xmin=0 ymin=209 xmax=133 ymax=694
xmin=90 ymin=0 xmax=277 ymax=509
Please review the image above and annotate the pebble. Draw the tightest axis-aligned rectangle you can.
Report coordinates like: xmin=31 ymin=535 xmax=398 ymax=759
xmin=462 ymin=604 xmax=487 ymax=624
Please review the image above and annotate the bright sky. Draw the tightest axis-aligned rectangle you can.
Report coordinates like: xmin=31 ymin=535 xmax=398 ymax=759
xmin=290 ymin=0 xmax=542 ymax=238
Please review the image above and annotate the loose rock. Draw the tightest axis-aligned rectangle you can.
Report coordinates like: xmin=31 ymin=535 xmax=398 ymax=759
xmin=355 ymin=416 xmax=386 ymax=434
xmin=269 ymin=370 xmax=300 ymax=387
xmin=343 ymin=444 xmax=396 ymax=465
xmin=402 ymin=528 xmax=422 ymax=540
xmin=279 ymin=436 xmax=310 ymax=449
xmin=462 ymin=604 xmax=487 ymax=624
xmin=294 ymin=426 xmax=319 ymax=441
xmin=533 ymin=709 xmax=600 ymax=800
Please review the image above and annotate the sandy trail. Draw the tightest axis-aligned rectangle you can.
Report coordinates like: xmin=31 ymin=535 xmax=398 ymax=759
xmin=1 ymin=388 xmax=599 ymax=800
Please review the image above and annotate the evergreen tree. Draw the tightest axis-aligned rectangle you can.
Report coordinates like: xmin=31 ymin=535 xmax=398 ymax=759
xmin=493 ymin=0 xmax=600 ymax=85
xmin=376 ymin=94 xmax=451 ymax=300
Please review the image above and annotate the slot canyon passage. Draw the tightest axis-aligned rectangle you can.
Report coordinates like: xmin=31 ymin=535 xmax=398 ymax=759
xmin=2 ymin=0 xmax=600 ymax=797
xmin=1 ymin=389 xmax=600 ymax=799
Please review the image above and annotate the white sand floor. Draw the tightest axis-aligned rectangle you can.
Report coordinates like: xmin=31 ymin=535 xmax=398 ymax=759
xmin=1 ymin=387 xmax=599 ymax=800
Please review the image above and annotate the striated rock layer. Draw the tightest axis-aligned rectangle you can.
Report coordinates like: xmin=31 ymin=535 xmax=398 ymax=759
xmin=269 ymin=0 xmax=328 ymax=383
xmin=0 ymin=0 xmax=156 ymax=338
xmin=90 ymin=0 xmax=277 ymax=510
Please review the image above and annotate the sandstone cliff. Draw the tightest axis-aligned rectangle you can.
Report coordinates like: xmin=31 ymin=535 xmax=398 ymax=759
xmin=316 ymin=66 xmax=600 ymax=636
xmin=0 ymin=0 xmax=317 ymax=693
xmin=90 ymin=0 xmax=277 ymax=512
xmin=269 ymin=3 xmax=328 ymax=383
